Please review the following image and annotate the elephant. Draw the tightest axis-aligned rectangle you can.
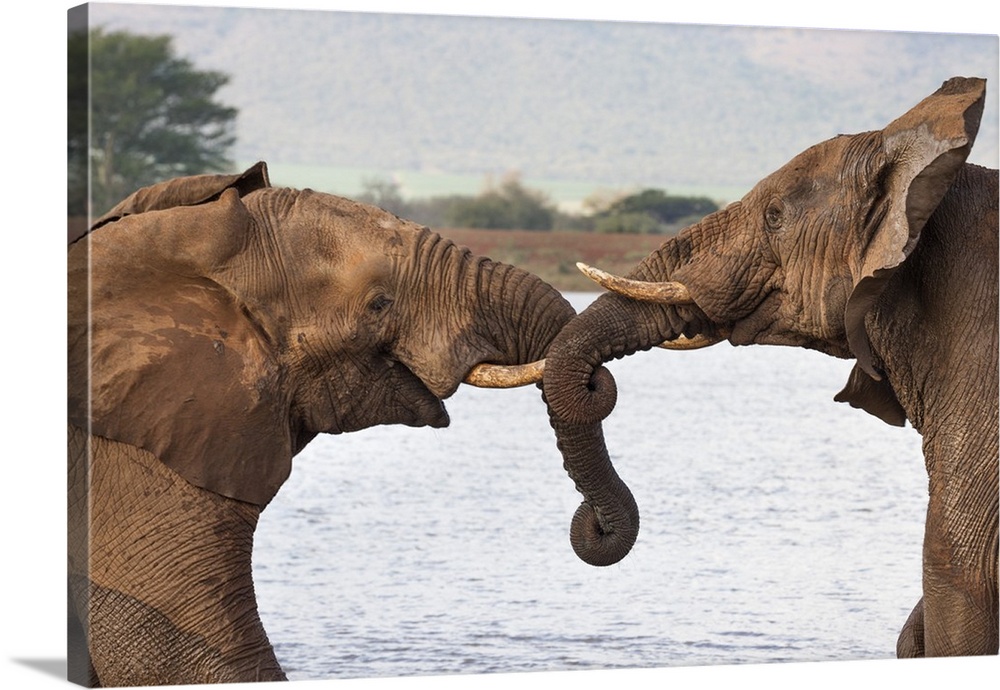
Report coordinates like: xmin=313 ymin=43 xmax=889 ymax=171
xmin=66 ymin=161 xmax=578 ymax=686
xmin=540 ymin=77 xmax=998 ymax=657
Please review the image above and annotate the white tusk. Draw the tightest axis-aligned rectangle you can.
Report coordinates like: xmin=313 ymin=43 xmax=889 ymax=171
xmin=657 ymin=334 xmax=725 ymax=351
xmin=576 ymin=262 xmax=694 ymax=304
xmin=463 ymin=360 xmax=546 ymax=388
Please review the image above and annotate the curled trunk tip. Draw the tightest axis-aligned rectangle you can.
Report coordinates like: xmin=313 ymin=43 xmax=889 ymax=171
xmin=570 ymin=500 xmax=639 ymax=566
xmin=547 ymin=412 xmax=641 ymax=567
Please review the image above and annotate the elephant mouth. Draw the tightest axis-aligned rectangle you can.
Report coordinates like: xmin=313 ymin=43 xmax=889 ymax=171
xmin=394 ymin=358 xmax=545 ymax=427
xmin=400 ymin=383 xmax=451 ymax=430
xmin=577 ymin=262 xmax=814 ymax=353
xmin=725 ymin=293 xmax=848 ymax=356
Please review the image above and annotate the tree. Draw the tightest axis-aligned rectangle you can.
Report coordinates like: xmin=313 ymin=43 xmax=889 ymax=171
xmin=606 ymin=188 xmax=718 ymax=225
xmin=69 ymin=28 xmax=238 ymax=216
xmin=593 ymin=188 xmax=720 ymax=234
xmin=356 ymin=176 xmax=410 ymax=218
xmin=67 ymin=27 xmax=90 ymax=220
xmin=445 ymin=174 xmax=555 ymax=230
xmin=594 ymin=211 xmax=661 ymax=234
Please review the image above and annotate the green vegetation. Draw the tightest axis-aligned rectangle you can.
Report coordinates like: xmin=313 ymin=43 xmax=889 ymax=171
xmin=445 ymin=175 xmax=555 ymax=231
xmin=358 ymin=173 xmax=562 ymax=231
xmin=438 ymin=228 xmax=666 ymax=292
xmin=68 ymin=28 xmax=238 ymax=216
xmin=356 ymin=175 xmax=719 ymax=235
xmin=592 ymin=188 xmax=720 ymax=234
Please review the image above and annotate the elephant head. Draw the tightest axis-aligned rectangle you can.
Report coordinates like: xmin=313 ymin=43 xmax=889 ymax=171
xmin=540 ymin=76 xmax=998 ymax=659
xmin=69 ymin=161 xmax=575 ymax=508
xmin=67 ymin=162 xmax=589 ymax=684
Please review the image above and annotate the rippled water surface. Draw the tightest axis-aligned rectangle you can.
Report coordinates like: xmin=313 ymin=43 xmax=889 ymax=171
xmin=253 ymin=293 xmax=927 ymax=681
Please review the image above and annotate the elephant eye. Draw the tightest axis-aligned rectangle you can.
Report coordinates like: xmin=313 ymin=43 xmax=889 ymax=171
xmin=764 ymin=198 xmax=785 ymax=231
xmin=368 ymin=294 xmax=393 ymax=314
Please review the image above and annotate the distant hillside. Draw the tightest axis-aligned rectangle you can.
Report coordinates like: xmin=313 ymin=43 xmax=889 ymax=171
xmin=89 ymin=7 xmax=999 ymax=192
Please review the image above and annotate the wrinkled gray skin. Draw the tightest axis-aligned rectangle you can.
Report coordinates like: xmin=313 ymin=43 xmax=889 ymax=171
xmin=543 ymin=78 xmax=998 ymax=657
xmin=68 ymin=163 xmax=578 ymax=686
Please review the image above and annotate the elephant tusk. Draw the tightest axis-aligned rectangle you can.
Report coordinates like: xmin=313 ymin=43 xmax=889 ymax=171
xmin=463 ymin=359 xmax=546 ymax=388
xmin=657 ymin=334 xmax=725 ymax=350
xmin=577 ymin=262 xmax=694 ymax=305
xmin=577 ymin=262 xmax=724 ymax=351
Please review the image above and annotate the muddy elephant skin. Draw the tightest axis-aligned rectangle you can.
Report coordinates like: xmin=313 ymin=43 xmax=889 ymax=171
xmin=543 ymin=77 xmax=998 ymax=658
xmin=67 ymin=162 xmax=576 ymax=686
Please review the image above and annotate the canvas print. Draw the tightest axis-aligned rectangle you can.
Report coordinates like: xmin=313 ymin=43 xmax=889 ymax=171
xmin=66 ymin=2 xmax=999 ymax=687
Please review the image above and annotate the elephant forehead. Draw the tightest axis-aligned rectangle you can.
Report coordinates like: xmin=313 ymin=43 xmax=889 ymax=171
xmin=282 ymin=190 xmax=414 ymax=256
xmin=773 ymin=134 xmax=879 ymax=192
xmin=277 ymin=226 xmax=412 ymax=300
xmin=768 ymin=140 xmax=841 ymax=190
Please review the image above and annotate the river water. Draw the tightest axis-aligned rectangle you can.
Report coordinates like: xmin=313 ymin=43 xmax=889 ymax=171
xmin=252 ymin=292 xmax=927 ymax=682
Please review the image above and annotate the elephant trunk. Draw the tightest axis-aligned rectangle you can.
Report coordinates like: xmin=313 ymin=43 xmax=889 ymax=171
xmin=547 ymin=410 xmax=640 ymax=566
xmin=542 ymin=234 xmax=706 ymax=566
xmin=544 ymin=231 xmax=701 ymax=425
xmin=474 ymin=254 xmax=578 ymax=366
xmin=468 ymin=252 xmax=646 ymax=566
xmin=397 ymin=229 xmax=577 ymax=396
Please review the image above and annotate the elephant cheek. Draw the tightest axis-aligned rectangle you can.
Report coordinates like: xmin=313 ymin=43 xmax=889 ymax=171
xmin=727 ymin=292 xmax=783 ymax=345
xmin=820 ymin=275 xmax=852 ymax=339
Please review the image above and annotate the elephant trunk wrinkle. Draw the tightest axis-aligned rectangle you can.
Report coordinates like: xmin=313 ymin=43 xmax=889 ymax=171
xmin=473 ymin=255 xmax=577 ymax=367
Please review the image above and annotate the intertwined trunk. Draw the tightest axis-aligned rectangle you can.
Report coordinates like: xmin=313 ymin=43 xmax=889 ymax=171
xmin=541 ymin=231 xmax=710 ymax=565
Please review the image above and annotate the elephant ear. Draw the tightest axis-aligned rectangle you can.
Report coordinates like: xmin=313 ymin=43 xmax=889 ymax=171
xmin=82 ymin=161 xmax=270 ymax=239
xmin=843 ymin=77 xmax=986 ymax=381
xmin=68 ymin=179 xmax=293 ymax=508
xmin=833 ymin=362 xmax=908 ymax=427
